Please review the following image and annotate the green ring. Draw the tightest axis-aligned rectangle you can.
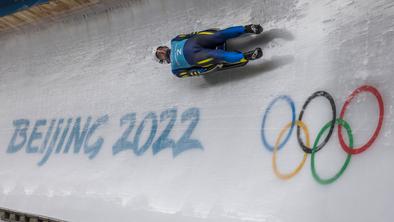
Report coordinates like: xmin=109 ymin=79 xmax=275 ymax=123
xmin=311 ymin=119 xmax=353 ymax=185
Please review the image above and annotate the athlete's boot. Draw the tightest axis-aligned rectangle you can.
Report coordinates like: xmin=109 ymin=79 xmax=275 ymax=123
xmin=244 ymin=24 xmax=263 ymax=34
xmin=244 ymin=48 xmax=263 ymax=60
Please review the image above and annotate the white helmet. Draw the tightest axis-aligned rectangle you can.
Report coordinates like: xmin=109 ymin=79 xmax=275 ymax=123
xmin=153 ymin=46 xmax=171 ymax=64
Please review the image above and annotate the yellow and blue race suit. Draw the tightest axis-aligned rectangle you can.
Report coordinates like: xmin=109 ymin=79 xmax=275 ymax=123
xmin=170 ymin=26 xmax=248 ymax=78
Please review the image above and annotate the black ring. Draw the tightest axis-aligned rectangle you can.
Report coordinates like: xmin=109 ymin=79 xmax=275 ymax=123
xmin=297 ymin=91 xmax=336 ymax=154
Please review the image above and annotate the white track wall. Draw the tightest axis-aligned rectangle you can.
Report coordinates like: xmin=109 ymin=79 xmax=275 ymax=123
xmin=0 ymin=0 xmax=393 ymax=221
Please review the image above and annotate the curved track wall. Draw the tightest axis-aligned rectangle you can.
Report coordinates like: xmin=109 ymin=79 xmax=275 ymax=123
xmin=0 ymin=0 xmax=393 ymax=221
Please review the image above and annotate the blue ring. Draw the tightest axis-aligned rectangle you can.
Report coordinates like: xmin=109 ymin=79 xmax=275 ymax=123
xmin=261 ymin=95 xmax=296 ymax=152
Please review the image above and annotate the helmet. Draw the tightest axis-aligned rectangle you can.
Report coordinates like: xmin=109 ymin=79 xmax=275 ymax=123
xmin=153 ymin=46 xmax=171 ymax=64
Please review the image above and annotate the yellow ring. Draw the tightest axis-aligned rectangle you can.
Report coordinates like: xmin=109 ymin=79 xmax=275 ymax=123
xmin=272 ymin=121 xmax=310 ymax=180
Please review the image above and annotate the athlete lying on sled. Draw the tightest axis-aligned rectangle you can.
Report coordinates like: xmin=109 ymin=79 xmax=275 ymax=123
xmin=153 ymin=24 xmax=263 ymax=78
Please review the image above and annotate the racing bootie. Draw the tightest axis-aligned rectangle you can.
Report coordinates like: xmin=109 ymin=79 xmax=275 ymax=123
xmin=244 ymin=24 xmax=263 ymax=34
xmin=244 ymin=48 xmax=263 ymax=60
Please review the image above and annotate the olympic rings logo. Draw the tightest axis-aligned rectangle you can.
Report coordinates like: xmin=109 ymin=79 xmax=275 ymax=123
xmin=261 ymin=85 xmax=384 ymax=185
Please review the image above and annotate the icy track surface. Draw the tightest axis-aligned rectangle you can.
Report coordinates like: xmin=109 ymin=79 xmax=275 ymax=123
xmin=0 ymin=0 xmax=393 ymax=221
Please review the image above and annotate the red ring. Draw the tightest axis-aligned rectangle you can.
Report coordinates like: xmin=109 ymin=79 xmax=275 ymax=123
xmin=338 ymin=85 xmax=384 ymax=155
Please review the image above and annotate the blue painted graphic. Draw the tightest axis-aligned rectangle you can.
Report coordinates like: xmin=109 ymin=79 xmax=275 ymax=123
xmin=113 ymin=107 xmax=203 ymax=157
xmin=174 ymin=107 xmax=203 ymax=156
xmin=112 ymin=112 xmax=137 ymax=155
xmin=6 ymin=107 xmax=203 ymax=166
xmin=261 ymin=95 xmax=296 ymax=152
xmin=152 ymin=108 xmax=177 ymax=155
xmin=112 ymin=112 xmax=159 ymax=156
xmin=7 ymin=115 xmax=109 ymax=166
xmin=133 ymin=112 xmax=158 ymax=156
